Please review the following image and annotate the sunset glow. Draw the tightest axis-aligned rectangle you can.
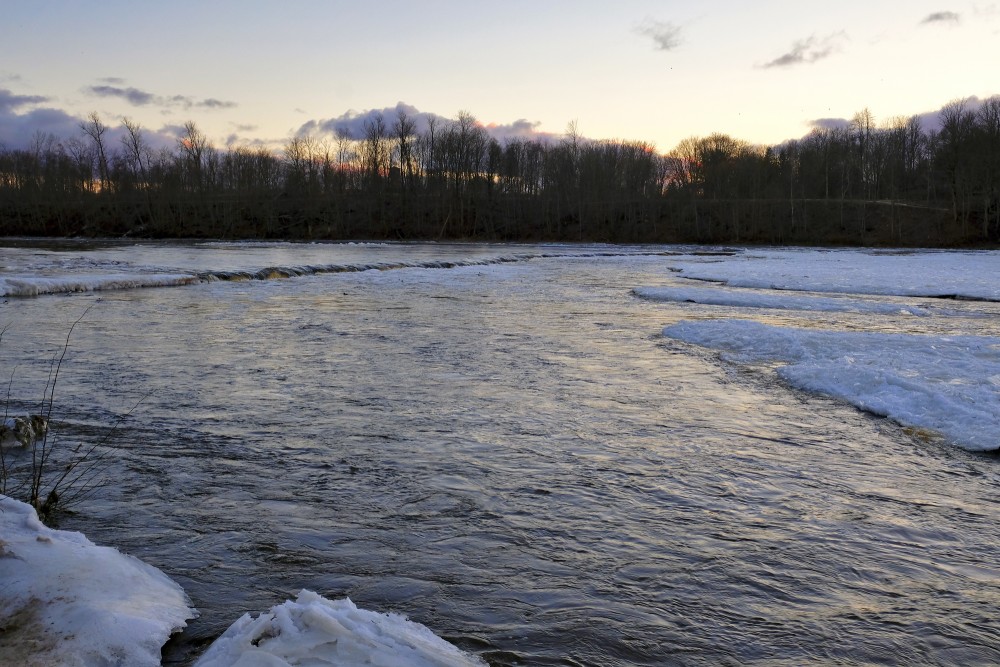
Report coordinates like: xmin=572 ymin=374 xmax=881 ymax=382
xmin=1 ymin=1 xmax=997 ymax=153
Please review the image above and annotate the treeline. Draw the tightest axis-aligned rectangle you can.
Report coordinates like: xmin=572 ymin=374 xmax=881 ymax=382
xmin=1 ymin=100 xmax=998 ymax=245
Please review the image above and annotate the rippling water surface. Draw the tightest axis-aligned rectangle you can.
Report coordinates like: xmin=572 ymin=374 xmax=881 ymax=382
xmin=2 ymin=241 xmax=998 ymax=666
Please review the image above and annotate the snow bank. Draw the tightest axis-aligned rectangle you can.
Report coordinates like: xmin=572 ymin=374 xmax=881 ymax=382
xmin=0 ymin=495 xmax=195 ymax=667
xmin=667 ymin=249 xmax=1000 ymax=300
xmin=663 ymin=320 xmax=1000 ymax=452
xmin=195 ymin=590 xmax=486 ymax=667
xmin=633 ymin=286 xmax=930 ymax=315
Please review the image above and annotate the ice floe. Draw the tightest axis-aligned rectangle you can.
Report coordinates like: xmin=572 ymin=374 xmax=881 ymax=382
xmin=663 ymin=319 xmax=1000 ymax=451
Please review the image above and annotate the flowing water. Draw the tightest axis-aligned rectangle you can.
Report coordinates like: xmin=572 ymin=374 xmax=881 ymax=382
xmin=1 ymin=241 xmax=998 ymax=666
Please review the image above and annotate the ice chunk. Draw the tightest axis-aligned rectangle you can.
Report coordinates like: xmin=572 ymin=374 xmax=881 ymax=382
xmin=195 ymin=589 xmax=486 ymax=667
xmin=0 ymin=495 xmax=196 ymax=667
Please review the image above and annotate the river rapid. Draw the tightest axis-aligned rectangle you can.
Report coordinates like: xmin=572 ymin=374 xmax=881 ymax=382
xmin=2 ymin=241 xmax=998 ymax=666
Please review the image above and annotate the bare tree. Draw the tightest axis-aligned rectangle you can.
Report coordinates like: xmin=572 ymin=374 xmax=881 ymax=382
xmin=80 ymin=112 xmax=111 ymax=191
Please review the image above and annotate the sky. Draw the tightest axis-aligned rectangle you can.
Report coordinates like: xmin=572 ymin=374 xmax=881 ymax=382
xmin=1 ymin=0 xmax=998 ymax=153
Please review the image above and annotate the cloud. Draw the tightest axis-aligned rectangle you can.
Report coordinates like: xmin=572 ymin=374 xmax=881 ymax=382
xmin=913 ymin=94 xmax=1000 ymax=132
xmin=0 ymin=88 xmax=49 ymax=112
xmin=198 ymin=98 xmax=237 ymax=109
xmin=807 ymin=117 xmax=852 ymax=131
xmin=0 ymin=105 xmax=84 ymax=148
xmin=0 ymin=99 xmax=195 ymax=152
xmin=88 ymin=85 xmax=155 ymax=106
xmin=483 ymin=118 xmax=559 ymax=142
xmin=920 ymin=11 xmax=961 ymax=25
xmin=635 ymin=19 xmax=683 ymax=51
xmin=762 ymin=32 xmax=846 ymax=68
xmin=297 ymin=102 xmax=562 ymax=144
xmin=98 ymin=76 xmax=126 ymax=84
xmin=797 ymin=95 xmax=1000 ymax=142
xmin=85 ymin=84 xmax=236 ymax=110
xmin=298 ymin=102 xmax=447 ymax=140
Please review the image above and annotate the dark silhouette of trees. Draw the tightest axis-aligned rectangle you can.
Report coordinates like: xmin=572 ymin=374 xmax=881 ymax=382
xmin=1 ymin=99 xmax=998 ymax=245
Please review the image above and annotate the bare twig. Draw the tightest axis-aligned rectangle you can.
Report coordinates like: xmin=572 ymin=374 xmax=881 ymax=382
xmin=29 ymin=307 xmax=92 ymax=514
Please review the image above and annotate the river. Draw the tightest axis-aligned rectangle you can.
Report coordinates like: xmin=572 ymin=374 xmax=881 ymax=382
xmin=1 ymin=241 xmax=998 ymax=666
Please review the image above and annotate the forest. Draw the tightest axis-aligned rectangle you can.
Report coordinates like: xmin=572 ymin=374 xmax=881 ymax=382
xmin=1 ymin=98 xmax=998 ymax=246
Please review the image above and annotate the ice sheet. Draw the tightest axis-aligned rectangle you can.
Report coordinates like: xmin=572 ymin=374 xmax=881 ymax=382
xmin=633 ymin=286 xmax=930 ymax=315
xmin=667 ymin=249 xmax=1000 ymax=301
xmin=0 ymin=495 xmax=196 ymax=666
xmin=663 ymin=319 xmax=1000 ymax=451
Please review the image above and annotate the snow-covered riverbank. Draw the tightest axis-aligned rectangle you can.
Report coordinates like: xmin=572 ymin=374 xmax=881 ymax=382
xmin=0 ymin=495 xmax=194 ymax=666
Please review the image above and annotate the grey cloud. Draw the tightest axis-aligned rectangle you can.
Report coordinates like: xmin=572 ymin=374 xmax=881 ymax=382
xmin=762 ymin=32 xmax=846 ymax=68
xmin=88 ymin=85 xmax=156 ymax=105
xmin=635 ymin=19 xmax=683 ymax=52
xmin=199 ymin=98 xmax=237 ymax=109
xmin=0 ymin=88 xmax=49 ymax=112
xmin=0 ymin=101 xmax=192 ymax=151
xmin=98 ymin=76 xmax=126 ymax=84
xmin=85 ymin=84 xmax=237 ymax=110
xmin=0 ymin=105 xmax=83 ymax=148
xmin=921 ymin=11 xmax=961 ymax=24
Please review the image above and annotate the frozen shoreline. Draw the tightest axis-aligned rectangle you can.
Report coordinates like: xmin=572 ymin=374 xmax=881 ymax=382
xmin=0 ymin=495 xmax=195 ymax=666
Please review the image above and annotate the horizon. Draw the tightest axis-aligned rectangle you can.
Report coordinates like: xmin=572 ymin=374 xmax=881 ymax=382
xmin=1 ymin=1 xmax=998 ymax=153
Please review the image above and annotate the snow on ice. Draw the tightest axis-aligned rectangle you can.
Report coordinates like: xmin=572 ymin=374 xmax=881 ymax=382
xmin=0 ymin=495 xmax=196 ymax=667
